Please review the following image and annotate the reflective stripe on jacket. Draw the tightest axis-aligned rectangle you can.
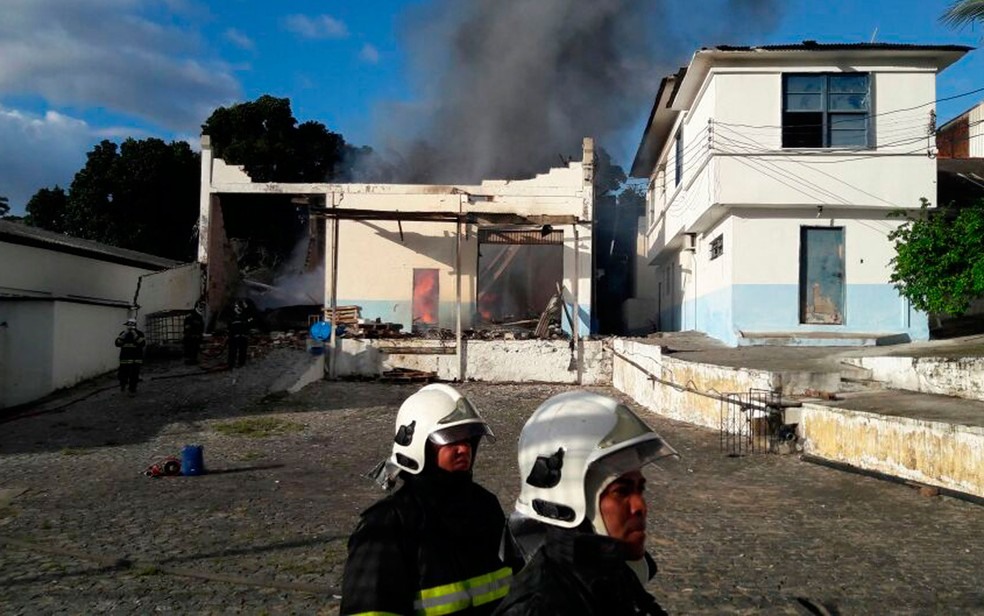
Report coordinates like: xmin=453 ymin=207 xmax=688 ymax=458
xmin=413 ymin=566 xmax=512 ymax=615
xmin=341 ymin=471 xmax=514 ymax=616
xmin=115 ymin=329 xmax=146 ymax=363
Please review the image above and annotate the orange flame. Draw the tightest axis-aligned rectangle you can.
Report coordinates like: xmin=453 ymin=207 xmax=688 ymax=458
xmin=413 ymin=269 xmax=439 ymax=326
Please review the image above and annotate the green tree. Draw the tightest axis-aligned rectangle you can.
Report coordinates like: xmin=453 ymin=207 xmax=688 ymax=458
xmin=941 ymin=0 xmax=984 ymax=27
xmin=201 ymin=96 xmax=367 ymax=270
xmin=202 ymin=95 xmax=355 ymax=182
xmin=24 ymin=187 xmax=68 ymax=231
xmin=0 ymin=195 xmax=9 ymax=218
xmin=27 ymin=138 xmax=200 ymax=260
xmin=889 ymin=199 xmax=984 ymax=316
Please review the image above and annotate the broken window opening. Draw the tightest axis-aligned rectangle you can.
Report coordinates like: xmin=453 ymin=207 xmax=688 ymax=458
xmin=476 ymin=229 xmax=564 ymax=329
xmin=412 ymin=268 xmax=440 ymax=333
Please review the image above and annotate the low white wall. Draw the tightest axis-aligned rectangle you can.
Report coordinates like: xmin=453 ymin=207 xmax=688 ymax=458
xmin=52 ymin=302 xmax=129 ymax=392
xmin=846 ymin=356 xmax=984 ymax=403
xmin=333 ymin=339 xmax=611 ymax=385
xmin=800 ymin=403 xmax=984 ymax=498
xmin=0 ymin=301 xmax=54 ymax=408
xmin=0 ymin=299 xmax=129 ymax=409
xmin=611 ymin=338 xmax=775 ymax=429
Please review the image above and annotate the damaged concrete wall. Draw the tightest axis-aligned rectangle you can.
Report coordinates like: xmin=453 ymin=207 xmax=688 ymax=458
xmin=800 ymin=402 xmax=984 ymax=498
xmin=331 ymin=219 xmax=478 ymax=331
xmin=332 ymin=339 xmax=610 ymax=385
xmin=137 ymin=263 xmax=202 ymax=317
xmin=200 ymin=135 xmax=595 ymax=336
xmin=204 ymin=196 xmax=239 ymax=323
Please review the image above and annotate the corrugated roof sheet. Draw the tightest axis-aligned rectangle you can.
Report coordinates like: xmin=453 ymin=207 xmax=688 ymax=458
xmin=0 ymin=220 xmax=182 ymax=270
xmin=711 ymin=42 xmax=973 ymax=53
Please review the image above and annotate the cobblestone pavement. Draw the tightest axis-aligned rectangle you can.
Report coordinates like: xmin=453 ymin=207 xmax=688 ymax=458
xmin=1 ymin=352 xmax=982 ymax=615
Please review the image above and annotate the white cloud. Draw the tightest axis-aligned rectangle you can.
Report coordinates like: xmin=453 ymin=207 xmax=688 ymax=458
xmin=0 ymin=106 xmax=98 ymax=214
xmin=224 ymin=28 xmax=255 ymax=51
xmin=284 ymin=14 xmax=349 ymax=40
xmin=0 ymin=0 xmax=241 ymax=132
xmin=359 ymin=43 xmax=381 ymax=64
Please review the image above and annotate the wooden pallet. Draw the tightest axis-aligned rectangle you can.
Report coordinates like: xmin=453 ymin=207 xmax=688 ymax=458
xmin=325 ymin=306 xmax=362 ymax=325
xmin=379 ymin=368 xmax=437 ymax=383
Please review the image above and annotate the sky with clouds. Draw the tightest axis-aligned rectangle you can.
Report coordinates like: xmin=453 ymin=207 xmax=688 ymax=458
xmin=0 ymin=0 xmax=981 ymax=214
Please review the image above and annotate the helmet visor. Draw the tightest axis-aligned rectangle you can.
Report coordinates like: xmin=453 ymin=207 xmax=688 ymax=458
xmin=590 ymin=434 xmax=679 ymax=481
xmin=429 ymin=422 xmax=495 ymax=446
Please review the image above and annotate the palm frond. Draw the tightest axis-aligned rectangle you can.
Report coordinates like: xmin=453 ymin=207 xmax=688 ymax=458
xmin=941 ymin=0 xmax=984 ymax=27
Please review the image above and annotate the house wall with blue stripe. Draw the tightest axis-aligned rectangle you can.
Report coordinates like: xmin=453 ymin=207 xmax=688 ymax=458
xmin=654 ymin=209 xmax=928 ymax=345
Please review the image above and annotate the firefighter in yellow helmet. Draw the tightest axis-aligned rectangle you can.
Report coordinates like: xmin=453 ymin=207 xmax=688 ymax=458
xmin=341 ymin=384 xmax=515 ymax=615
xmin=493 ymin=391 xmax=678 ymax=616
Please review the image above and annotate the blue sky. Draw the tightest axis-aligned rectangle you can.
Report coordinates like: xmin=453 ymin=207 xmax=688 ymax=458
xmin=1 ymin=0 xmax=981 ymax=214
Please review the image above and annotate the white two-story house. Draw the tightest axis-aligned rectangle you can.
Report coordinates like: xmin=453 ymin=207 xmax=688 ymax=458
xmin=630 ymin=42 xmax=972 ymax=346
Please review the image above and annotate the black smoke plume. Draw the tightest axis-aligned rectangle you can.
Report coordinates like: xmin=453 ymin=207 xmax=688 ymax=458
xmin=362 ymin=0 xmax=784 ymax=183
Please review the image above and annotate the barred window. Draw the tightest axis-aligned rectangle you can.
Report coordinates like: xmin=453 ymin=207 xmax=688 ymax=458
xmin=710 ymin=234 xmax=724 ymax=260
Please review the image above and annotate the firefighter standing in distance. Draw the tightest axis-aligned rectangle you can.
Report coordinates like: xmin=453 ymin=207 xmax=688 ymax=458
xmin=493 ymin=391 xmax=678 ymax=616
xmin=340 ymin=384 xmax=515 ymax=615
xmin=227 ymin=300 xmax=250 ymax=369
xmin=182 ymin=303 xmax=205 ymax=365
xmin=114 ymin=318 xmax=146 ymax=395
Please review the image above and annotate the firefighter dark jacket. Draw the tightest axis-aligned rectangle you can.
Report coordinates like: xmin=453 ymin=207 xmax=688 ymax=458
xmin=491 ymin=526 xmax=669 ymax=616
xmin=340 ymin=469 xmax=513 ymax=615
xmin=114 ymin=328 xmax=146 ymax=364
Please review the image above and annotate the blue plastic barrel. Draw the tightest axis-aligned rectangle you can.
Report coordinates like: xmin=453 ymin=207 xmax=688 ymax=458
xmin=181 ymin=444 xmax=205 ymax=476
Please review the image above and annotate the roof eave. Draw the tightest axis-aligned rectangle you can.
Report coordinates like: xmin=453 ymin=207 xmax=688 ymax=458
xmin=630 ymin=68 xmax=686 ymax=178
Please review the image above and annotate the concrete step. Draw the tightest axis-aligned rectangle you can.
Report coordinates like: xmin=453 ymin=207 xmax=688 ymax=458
xmin=737 ymin=331 xmax=911 ymax=347
xmin=838 ymin=361 xmax=873 ymax=381
xmin=838 ymin=377 xmax=885 ymax=393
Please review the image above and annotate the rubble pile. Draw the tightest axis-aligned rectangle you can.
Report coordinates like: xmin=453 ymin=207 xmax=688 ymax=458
xmin=201 ymin=331 xmax=309 ymax=363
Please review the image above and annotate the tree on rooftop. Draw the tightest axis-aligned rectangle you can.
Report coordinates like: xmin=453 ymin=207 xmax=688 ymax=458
xmin=202 ymin=95 xmax=363 ymax=183
xmin=889 ymin=198 xmax=984 ymax=316
xmin=201 ymin=95 xmax=369 ymax=272
xmin=941 ymin=0 xmax=984 ymax=27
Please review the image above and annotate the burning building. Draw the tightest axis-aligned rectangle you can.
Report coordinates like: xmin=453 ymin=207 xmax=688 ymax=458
xmin=197 ymin=134 xmax=596 ymax=375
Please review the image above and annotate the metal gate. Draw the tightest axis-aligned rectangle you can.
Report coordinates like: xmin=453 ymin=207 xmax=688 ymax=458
xmin=719 ymin=389 xmax=784 ymax=456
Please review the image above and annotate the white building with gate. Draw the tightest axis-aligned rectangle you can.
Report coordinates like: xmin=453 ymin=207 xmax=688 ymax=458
xmin=630 ymin=42 xmax=971 ymax=346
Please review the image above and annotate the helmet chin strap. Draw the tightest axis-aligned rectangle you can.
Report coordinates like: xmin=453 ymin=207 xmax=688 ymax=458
xmin=585 ymin=474 xmax=615 ymax=538
xmin=585 ymin=472 xmax=650 ymax=586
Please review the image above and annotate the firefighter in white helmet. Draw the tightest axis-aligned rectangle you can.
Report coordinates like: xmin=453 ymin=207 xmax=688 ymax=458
xmin=341 ymin=384 xmax=515 ymax=615
xmin=493 ymin=391 xmax=677 ymax=616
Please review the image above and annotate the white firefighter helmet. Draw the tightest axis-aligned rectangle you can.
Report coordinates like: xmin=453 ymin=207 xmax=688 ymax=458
xmin=389 ymin=383 xmax=494 ymax=474
xmin=514 ymin=391 xmax=677 ymax=530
